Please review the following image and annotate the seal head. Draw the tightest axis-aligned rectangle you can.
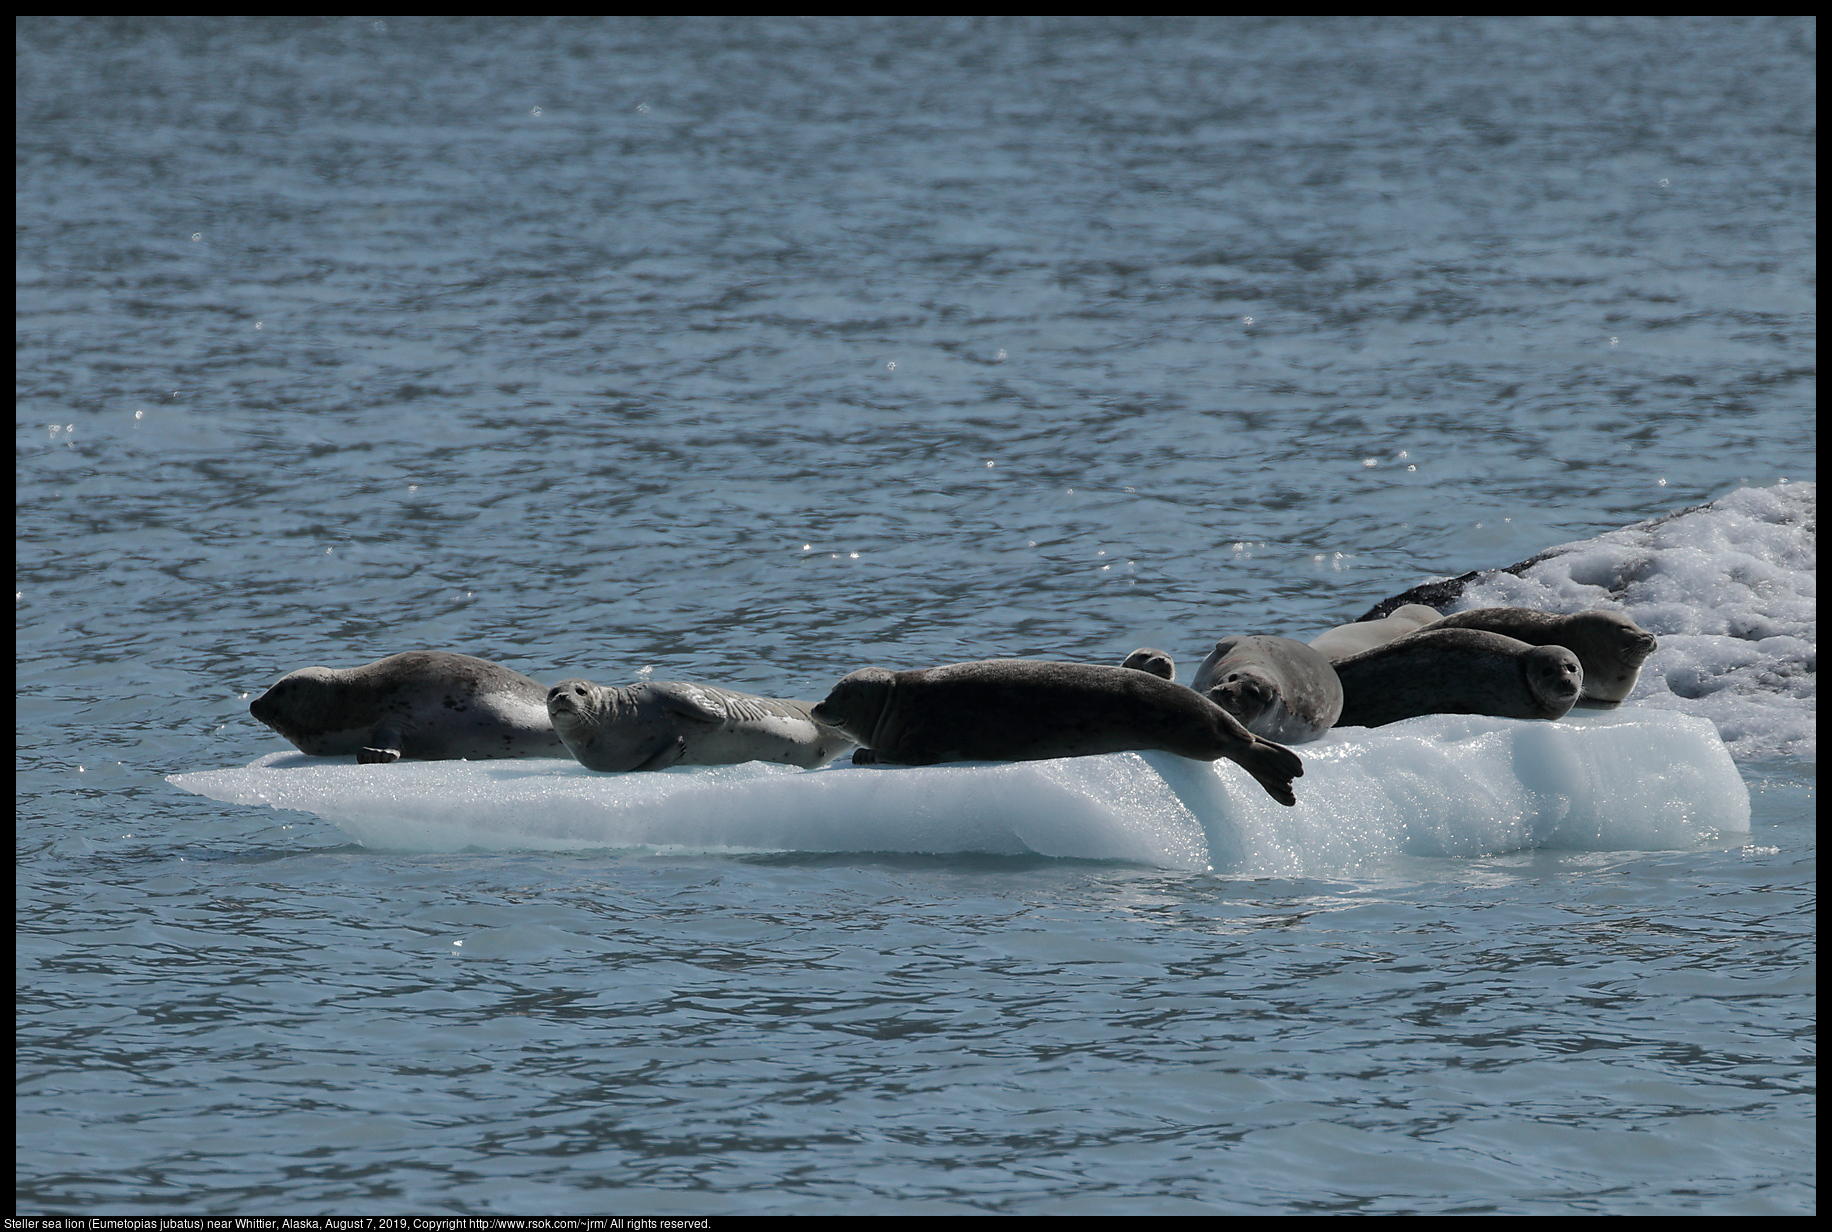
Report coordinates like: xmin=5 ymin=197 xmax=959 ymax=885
xmin=1120 ymin=648 xmax=1177 ymax=682
xmin=1190 ymin=635 xmax=1343 ymax=745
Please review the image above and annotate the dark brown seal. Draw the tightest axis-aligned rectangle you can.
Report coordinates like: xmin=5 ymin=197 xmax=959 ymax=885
xmin=810 ymin=659 xmax=1303 ymax=806
xmin=1430 ymin=607 xmax=1657 ymax=707
xmin=1333 ymin=628 xmax=1584 ymax=729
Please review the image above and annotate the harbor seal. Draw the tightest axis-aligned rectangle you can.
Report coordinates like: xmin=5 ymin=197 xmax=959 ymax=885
xmin=546 ymin=679 xmax=853 ymax=772
xmin=1430 ymin=607 xmax=1657 ymax=707
xmin=1333 ymin=627 xmax=1584 ymax=729
xmin=1309 ymin=604 xmax=1444 ymax=663
xmin=810 ymin=659 xmax=1304 ymax=806
xmin=1121 ymin=647 xmax=1176 ymax=681
xmin=250 ymin=651 xmax=566 ymax=763
xmin=1190 ymin=635 xmax=1343 ymax=745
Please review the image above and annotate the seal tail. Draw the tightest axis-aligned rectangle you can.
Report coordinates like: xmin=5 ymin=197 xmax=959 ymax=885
xmin=1232 ymin=737 xmax=1303 ymax=807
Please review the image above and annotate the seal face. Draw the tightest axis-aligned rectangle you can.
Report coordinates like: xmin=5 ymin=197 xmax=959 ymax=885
xmin=810 ymin=659 xmax=1304 ymax=806
xmin=1333 ymin=628 xmax=1584 ymax=728
xmin=1121 ymin=648 xmax=1176 ymax=682
xmin=1190 ymin=635 xmax=1343 ymax=745
xmin=1431 ymin=607 xmax=1657 ymax=706
xmin=545 ymin=678 xmax=853 ymax=772
xmin=1309 ymin=604 xmax=1443 ymax=663
xmin=250 ymin=651 xmax=566 ymax=763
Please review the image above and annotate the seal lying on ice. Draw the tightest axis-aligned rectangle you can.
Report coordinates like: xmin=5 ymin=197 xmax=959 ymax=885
xmin=1308 ymin=604 xmax=1444 ymax=662
xmin=250 ymin=651 xmax=566 ymax=763
xmin=1430 ymin=607 xmax=1657 ymax=707
xmin=1191 ymin=635 xmax=1343 ymax=745
xmin=546 ymin=678 xmax=853 ymax=772
xmin=810 ymin=659 xmax=1304 ymax=806
xmin=1332 ymin=628 xmax=1584 ymax=729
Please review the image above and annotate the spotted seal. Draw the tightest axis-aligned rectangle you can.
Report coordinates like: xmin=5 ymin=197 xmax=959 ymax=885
xmin=1308 ymin=604 xmax=1443 ymax=663
xmin=810 ymin=659 xmax=1304 ymax=806
xmin=546 ymin=679 xmax=853 ymax=772
xmin=249 ymin=651 xmax=566 ymax=763
xmin=1333 ymin=627 xmax=1584 ymax=729
xmin=1120 ymin=647 xmax=1177 ymax=681
xmin=1431 ymin=607 xmax=1657 ymax=707
xmin=1190 ymin=635 xmax=1343 ymax=745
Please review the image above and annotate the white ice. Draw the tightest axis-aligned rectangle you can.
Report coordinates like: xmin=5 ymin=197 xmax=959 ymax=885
xmin=1439 ymin=481 xmax=1814 ymax=762
xmin=170 ymin=707 xmax=1749 ymax=875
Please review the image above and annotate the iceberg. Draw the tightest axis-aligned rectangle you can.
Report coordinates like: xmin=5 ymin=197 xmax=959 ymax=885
xmin=170 ymin=707 xmax=1749 ymax=875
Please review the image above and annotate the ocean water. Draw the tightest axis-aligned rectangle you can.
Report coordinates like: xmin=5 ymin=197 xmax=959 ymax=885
xmin=15 ymin=17 xmax=1815 ymax=1215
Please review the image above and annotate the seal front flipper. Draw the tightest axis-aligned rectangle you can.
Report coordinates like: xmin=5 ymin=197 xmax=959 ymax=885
xmin=654 ymin=684 xmax=729 ymax=726
xmin=632 ymin=736 xmax=689 ymax=771
xmin=850 ymin=747 xmax=930 ymax=766
xmin=358 ymin=723 xmax=406 ymax=764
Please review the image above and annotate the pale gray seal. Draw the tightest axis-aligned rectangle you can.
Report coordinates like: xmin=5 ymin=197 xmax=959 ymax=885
xmin=1121 ymin=647 xmax=1176 ymax=681
xmin=1308 ymin=604 xmax=1443 ymax=663
xmin=546 ymin=679 xmax=853 ymax=772
xmin=809 ymin=659 xmax=1304 ymax=806
xmin=1333 ymin=628 xmax=1584 ymax=729
xmin=1190 ymin=635 xmax=1343 ymax=745
xmin=1431 ymin=607 xmax=1657 ymax=707
xmin=250 ymin=651 xmax=566 ymax=763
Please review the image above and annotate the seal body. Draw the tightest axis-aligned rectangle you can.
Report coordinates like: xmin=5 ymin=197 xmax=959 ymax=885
xmin=250 ymin=651 xmax=565 ymax=763
xmin=1333 ymin=628 xmax=1584 ymax=728
xmin=810 ymin=659 xmax=1304 ymax=806
xmin=1309 ymin=604 xmax=1443 ymax=663
xmin=1190 ymin=635 xmax=1343 ymax=745
xmin=1431 ymin=607 xmax=1657 ymax=707
xmin=546 ymin=679 xmax=853 ymax=772
xmin=1121 ymin=648 xmax=1176 ymax=681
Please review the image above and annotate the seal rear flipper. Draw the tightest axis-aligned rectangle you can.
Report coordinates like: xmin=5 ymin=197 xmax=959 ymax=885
xmin=1237 ymin=738 xmax=1303 ymax=807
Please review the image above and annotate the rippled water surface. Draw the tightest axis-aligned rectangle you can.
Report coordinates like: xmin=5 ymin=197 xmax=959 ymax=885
xmin=16 ymin=17 xmax=1815 ymax=1214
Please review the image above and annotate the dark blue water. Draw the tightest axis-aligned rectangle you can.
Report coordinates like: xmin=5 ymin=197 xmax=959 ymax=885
xmin=16 ymin=17 xmax=1814 ymax=1214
